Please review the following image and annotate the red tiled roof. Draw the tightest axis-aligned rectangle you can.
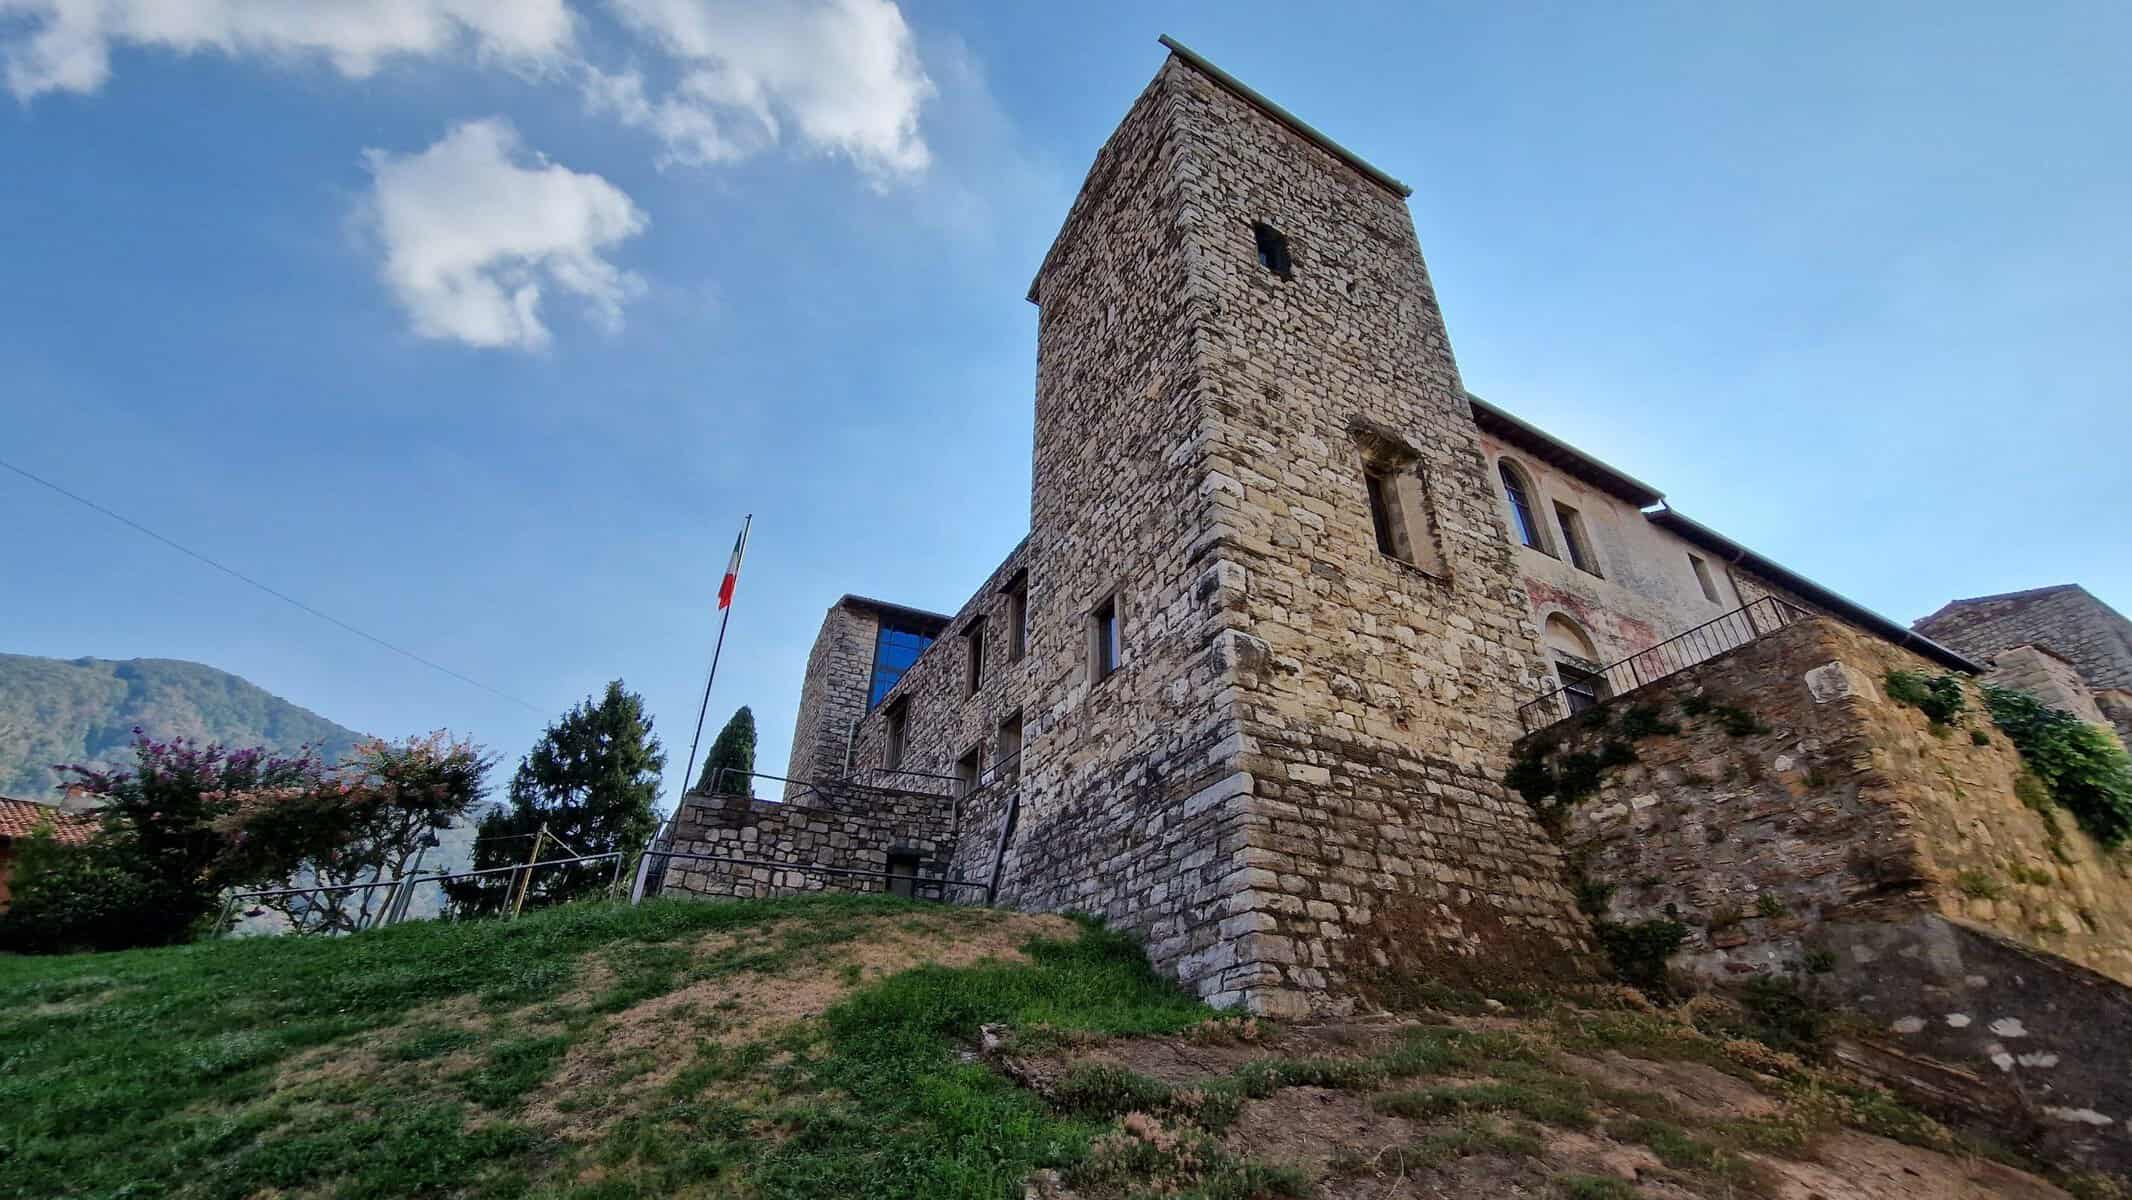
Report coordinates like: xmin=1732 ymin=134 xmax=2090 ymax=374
xmin=0 ymin=797 xmax=97 ymax=846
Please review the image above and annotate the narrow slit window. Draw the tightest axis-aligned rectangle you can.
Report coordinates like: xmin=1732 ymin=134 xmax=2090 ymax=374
xmin=955 ymin=744 xmax=982 ymax=799
xmin=1689 ymin=554 xmax=1722 ymax=603
xmin=964 ymin=615 xmax=986 ymax=697
xmin=1365 ymin=470 xmax=1402 ymax=558
xmin=1253 ymin=223 xmax=1291 ymax=277
xmin=884 ymin=700 xmax=908 ymax=769
xmin=997 ymin=711 xmax=1024 ymax=782
xmin=1555 ymin=502 xmax=1600 ymax=576
xmin=1004 ymin=573 xmax=1028 ymax=661
xmin=1090 ymin=595 xmax=1121 ymax=681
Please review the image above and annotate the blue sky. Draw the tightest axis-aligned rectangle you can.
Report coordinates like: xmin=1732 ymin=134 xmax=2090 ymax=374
xmin=4 ymin=2 xmax=2127 ymax=810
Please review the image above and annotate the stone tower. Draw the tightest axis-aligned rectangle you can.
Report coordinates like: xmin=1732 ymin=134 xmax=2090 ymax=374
xmin=992 ymin=40 xmax=1593 ymax=1013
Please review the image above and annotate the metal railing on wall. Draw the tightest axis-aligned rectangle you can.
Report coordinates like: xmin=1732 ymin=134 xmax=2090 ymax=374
xmin=1517 ymin=595 xmax=1813 ymax=733
xmin=637 ymin=759 xmax=1026 ymax=906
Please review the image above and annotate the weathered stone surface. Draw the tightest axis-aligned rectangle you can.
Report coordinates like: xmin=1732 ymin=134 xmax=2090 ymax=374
xmin=1539 ymin=616 xmax=2132 ymax=987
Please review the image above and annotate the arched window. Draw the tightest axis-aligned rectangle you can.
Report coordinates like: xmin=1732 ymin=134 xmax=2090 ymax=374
xmin=1543 ymin=614 xmax=1606 ymax=715
xmin=1499 ymin=460 xmax=1546 ymax=551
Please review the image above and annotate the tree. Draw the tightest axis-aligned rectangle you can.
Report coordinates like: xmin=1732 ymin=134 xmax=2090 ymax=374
xmin=446 ymin=681 xmax=664 ymax=916
xmin=0 ymin=732 xmax=370 ymax=952
xmin=255 ymin=732 xmax=495 ymax=935
xmin=694 ymin=706 xmax=757 ymax=795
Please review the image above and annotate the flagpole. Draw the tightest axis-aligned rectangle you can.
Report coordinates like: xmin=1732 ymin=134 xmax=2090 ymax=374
xmin=680 ymin=514 xmax=751 ymax=800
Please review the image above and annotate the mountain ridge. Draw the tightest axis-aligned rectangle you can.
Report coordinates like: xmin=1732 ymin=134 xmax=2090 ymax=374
xmin=0 ymin=652 xmax=367 ymax=799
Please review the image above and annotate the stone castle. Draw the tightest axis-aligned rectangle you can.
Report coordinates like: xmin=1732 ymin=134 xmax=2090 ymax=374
xmin=649 ymin=38 xmax=2132 ymax=1166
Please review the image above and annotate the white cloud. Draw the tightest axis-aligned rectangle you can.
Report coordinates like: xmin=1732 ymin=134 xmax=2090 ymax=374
xmin=0 ymin=0 xmax=574 ymax=99
xmin=4 ymin=0 xmax=938 ymax=182
xmin=361 ymin=118 xmax=647 ymax=350
xmin=597 ymin=0 xmax=934 ymax=180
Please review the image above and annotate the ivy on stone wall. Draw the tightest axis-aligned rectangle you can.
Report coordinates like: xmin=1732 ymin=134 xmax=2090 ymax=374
xmin=1983 ymin=684 xmax=2132 ymax=848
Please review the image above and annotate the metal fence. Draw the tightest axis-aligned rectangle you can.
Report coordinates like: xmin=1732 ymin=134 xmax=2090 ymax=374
xmin=218 ymin=850 xmax=625 ymax=938
xmin=1517 ymin=595 xmax=1812 ymax=732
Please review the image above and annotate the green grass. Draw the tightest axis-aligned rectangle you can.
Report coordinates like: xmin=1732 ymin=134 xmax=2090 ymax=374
xmin=0 ymin=895 xmax=1232 ymax=1200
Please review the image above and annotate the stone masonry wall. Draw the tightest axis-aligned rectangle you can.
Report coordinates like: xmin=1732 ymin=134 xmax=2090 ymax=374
xmin=1528 ymin=616 xmax=2132 ymax=1172
xmin=782 ymin=600 xmax=882 ymax=797
xmin=847 ymin=541 xmax=1031 ymax=881
xmin=1168 ymin=61 xmax=1595 ymax=1007
xmin=1479 ymin=433 xmax=1740 ymax=671
xmin=1537 ymin=616 xmax=2132 ymax=985
xmin=1987 ymin=644 xmax=2115 ymax=733
xmin=1918 ymin=585 xmax=2132 ymax=692
xmin=845 ymin=66 xmax=1262 ymax=1008
xmin=658 ymin=784 xmax=959 ymax=901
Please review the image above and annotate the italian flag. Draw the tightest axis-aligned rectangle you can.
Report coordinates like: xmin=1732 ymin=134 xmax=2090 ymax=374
xmin=718 ymin=522 xmax=749 ymax=610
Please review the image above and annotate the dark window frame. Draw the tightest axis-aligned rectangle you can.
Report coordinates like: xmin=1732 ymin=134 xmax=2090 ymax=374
xmin=1002 ymin=572 xmax=1029 ymax=662
xmin=866 ymin=621 xmax=935 ymax=711
xmin=1555 ymin=501 xmax=1600 ymax=577
xmin=963 ymin=615 xmax=986 ymax=697
xmin=883 ymin=698 xmax=909 ymax=769
xmin=1498 ymin=460 xmax=1549 ymax=553
xmin=1090 ymin=594 xmax=1121 ymax=682
xmin=1365 ymin=469 xmax=1402 ymax=558
xmin=1253 ymin=223 xmax=1292 ymax=277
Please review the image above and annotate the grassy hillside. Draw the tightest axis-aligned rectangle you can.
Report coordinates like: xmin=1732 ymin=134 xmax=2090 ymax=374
xmin=0 ymin=653 xmax=366 ymax=799
xmin=0 ymin=897 xmax=2099 ymax=1200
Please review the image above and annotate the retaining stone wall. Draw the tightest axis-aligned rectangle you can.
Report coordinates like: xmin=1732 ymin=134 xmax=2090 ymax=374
xmin=658 ymin=785 xmax=959 ymax=901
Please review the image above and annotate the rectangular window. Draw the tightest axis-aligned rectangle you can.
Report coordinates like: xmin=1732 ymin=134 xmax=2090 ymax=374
xmin=1003 ymin=573 xmax=1028 ymax=662
xmin=866 ymin=621 xmax=935 ymax=710
xmin=884 ymin=699 xmax=908 ymax=769
xmin=955 ymin=744 xmax=982 ymax=799
xmin=1559 ymin=663 xmax=1606 ymax=715
xmin=1090 ymin=595 xmax=1121 ymax=681
xmin=964 ymin=615 xmax=986 ymax=697
xmin=1363 ymin=462 xmax=1446 ymax=576
xmin=1253 ymin=223 xmax=1291 ymax=277
xmin=1689 ymin=554 xmax=1721 ymax=603
xmin=1555 ymin=502 xmax=1600 ymax=576
xmin=997 ymin=711 xmax=1023 ymax=782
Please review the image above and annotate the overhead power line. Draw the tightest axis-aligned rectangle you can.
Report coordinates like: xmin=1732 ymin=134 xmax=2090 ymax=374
xmin=1 ymin=455 xmax=545 ymax=715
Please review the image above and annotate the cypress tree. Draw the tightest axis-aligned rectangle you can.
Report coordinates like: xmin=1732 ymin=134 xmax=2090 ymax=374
xmin=695 ymin=706 xmax=757 ymax=796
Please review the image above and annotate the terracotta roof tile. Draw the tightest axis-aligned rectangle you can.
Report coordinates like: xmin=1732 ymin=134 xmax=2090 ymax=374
xmin=0 ymin=797 xmax=97 ymax=846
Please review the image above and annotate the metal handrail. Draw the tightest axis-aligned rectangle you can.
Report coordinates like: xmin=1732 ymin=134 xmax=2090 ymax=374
xmin=218 ymin=850 xmax=626 ymax=935
xmin=1517 ymin=596 xmax=1812 ymax=732
xmin=698 ymin=766 xmax=960 ymax=807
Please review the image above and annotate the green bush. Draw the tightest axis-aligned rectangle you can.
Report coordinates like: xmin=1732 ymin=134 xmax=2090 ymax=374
xmin=1885 ymin=671 xmax=1967 ymax=726
xmin=1984 ymin=684 xmax=2132 ymax=847
xmin=1593 ymin=919 xmax=1686 ymax=995
xmin=0 ymin=828 xmax=184 ymax=953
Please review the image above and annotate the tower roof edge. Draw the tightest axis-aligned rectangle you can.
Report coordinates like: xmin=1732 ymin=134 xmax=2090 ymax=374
xmin=1156 ymin=34 xmax=1413 ymax=200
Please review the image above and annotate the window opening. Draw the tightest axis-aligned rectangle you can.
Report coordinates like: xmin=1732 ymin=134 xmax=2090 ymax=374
xmin=1689 ymin=554 xmax=1722 ymax=603
xmin=1091 ymin=596 xmax=1121 ymax=681
xmin=867 ymin=620 xmax=934 ymax=710
xmin=884 ymin=700 xmax=908 ymax=769
xmin=1253 ymin=223 xmax=1291 ymax=276
xmin=964 ymin=615 xmax=986 ymax=697
xmin=1499 ymin=461 xmax=1546 ymax=551
xmin=1555 ymin=502 xmax=1600 ymax=576
xmin=1004 ymin=573 xmax=1029 ymax=661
